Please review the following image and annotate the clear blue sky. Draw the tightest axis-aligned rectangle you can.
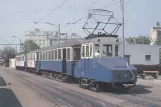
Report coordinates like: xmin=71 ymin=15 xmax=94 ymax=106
xmin=0 ymin=0 xmax=160 ymax=45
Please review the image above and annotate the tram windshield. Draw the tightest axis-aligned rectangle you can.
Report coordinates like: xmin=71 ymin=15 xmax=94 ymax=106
xmin=94 ymin=44 xmax=119 ymax=58
xmin=102 ymin=44 xmax=112 ymax=57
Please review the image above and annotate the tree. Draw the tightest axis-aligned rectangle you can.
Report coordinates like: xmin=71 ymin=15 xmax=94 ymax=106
xmin=155 ymin=37 xmax=161 ymax=45
xmin=0 ymin=47 xmax=16 ymax=67
xmin=22 ymin=40 xmax=40 ymax=53
xmin=126 ymin=36 xmax=151 ymax=44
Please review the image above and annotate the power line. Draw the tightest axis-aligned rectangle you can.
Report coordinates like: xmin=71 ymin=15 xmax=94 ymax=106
xmin=102 ymin=0 xmax=133 ymax=9
xmin=0 ymin=38 xmax=12 ymax=44
xmin=67 ymin=0 xmax=98 ymax=34
xmin=102 ymin=0 xmax=120 ymax=9
xmin=26 ymin=0 xmax=69 ymax=31
xmin=101 ymin=0 xmax=117 ymax=9
xmin=125 ymin=0 xmax=133 ymax=4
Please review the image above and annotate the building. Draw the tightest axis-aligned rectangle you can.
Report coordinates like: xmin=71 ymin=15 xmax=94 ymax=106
xmin=125 ymin=44 xmax=160 ymax=65
xmin=25 ymin=28 xmax=58 ymax=48
xmin=150 ymin=26 xmax=161 ymax=45
xmin=25 ymin=29 xmax=81 ymax=48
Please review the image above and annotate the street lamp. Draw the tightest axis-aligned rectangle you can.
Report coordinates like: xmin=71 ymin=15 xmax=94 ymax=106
xmin=12 ymin=36 xmax=22 ymax=53
xmin=44 ymin=22 xmax=61 ymax=43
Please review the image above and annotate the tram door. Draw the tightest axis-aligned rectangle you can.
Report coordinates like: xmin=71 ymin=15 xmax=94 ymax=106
xmin=62 ymin=48 xmax=67 ymax=74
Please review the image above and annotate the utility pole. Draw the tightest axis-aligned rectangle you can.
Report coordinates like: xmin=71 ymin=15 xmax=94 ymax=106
xmin=121 ymin=0 xmax=125 ymax=58
xmin=20 ymin=39 xmax=22 ymax=53
xmin=58 ymin=24 xmax=61 ymax=43
xmin=12 ymin=36 xmax=22 ymax=53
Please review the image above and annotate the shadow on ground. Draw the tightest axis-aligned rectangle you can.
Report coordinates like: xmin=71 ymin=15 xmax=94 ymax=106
xmin=0 ymin=88 xmax=22 ymax=107
xmin=0 ymin=77 xmax=7 ymax=86
xmin=107 ymin=85 xmax=152 ymax=95
xmin=0 ymin=76 xmax=22 ymax=107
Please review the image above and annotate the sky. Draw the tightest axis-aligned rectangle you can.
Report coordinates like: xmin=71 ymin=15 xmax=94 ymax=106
xmin=0 ymin=0 xmax=160 ymax=45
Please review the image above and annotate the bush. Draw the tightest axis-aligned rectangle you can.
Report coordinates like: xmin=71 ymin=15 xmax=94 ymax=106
xmin=134 ymin=64 xmax=161 ymax=74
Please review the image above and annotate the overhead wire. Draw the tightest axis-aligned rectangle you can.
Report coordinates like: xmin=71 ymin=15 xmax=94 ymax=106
xmin=67 ymin=0 xmax=98 ymax=34
xmin=102 ymin=0 xmax=133 ymax=9
xmin=26 ymin=0 xmax=69 ymax=32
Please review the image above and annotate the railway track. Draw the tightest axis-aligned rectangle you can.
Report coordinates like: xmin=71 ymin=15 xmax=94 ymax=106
xmin=6 ymin=68 xmax=161 ymax=107
xmin=102 ymin=90 xmax=161 ymax=107
xmin=7 ymin=69 xmax=118 ymax=107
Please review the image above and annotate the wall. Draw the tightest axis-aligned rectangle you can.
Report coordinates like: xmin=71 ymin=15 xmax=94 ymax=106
xmin=125 ymin=44 xmax=160 ymax=65
xmin=150 ymin=28 xmax=157 ymax=42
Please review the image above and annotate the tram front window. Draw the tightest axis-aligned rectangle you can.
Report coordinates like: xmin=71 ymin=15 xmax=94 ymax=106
xmin=103 ymin=44 xmax=112 ymax=57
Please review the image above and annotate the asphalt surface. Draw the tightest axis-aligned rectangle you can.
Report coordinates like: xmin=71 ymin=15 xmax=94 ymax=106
xmin=2 ymin=68 xmax=117 ymax=107
xmin=1 ymin=67 xmax=161 ymax=107
xmin=0 ymin=75 xmax=22 ymax=107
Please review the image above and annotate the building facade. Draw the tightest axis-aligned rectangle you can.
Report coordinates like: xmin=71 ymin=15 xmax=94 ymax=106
xmin=25 ymin=29 xmax=58 ymax=48
xmin=150 ymin=27 xmax=161 ymax=45
xmin=125 ymin=44 xmax=160 ymax=65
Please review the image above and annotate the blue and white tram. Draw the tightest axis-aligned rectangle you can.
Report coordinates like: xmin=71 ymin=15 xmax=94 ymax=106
xmin=37 ymin=39 xmax=82 ymax=80
xmin=15 ymin=53 xmax=26 ymax=70
xmin=26 ymin=50 xmax=39 ymax=73
xmin=74 ymin=35 xmax=137 ymax=90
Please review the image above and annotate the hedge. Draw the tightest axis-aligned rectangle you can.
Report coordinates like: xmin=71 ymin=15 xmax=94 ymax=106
xmin=134 ymin=64 xmax=161 ymax=74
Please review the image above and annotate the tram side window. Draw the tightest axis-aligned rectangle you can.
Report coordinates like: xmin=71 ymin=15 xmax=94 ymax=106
xmin=46 ymin=51 xmax=48 ymax=60
xmin=32 ymin=54 xmax=34 ymax=61
xmin=115 ymin=45 xmax=118 ymax=57
xmin=43 ymin=52 xmax=45 ymax=60
xmin=33 ymin=54 xmax=36 ymax=61
xmin=82 ymin=46 xmax=85 ymax=57
xmin=58 ymin=49 xmax=61 ymax=60
xmin=73 ymin=48 xmax=81 ymax=60
xmin=48 ymin=51 xmax=51 ymax=60
xmin=90 ymin=44 xmax=92 ymax=57
xmin=29 ymin=54 xmax=31 ymax=60
xmin=50 ymin=50 xmax=53 ymax=60
xmin=52 ymin=50 xmax=55 ymax=60
xmin=103 ymin=44 xmax=112 ymax=57
xmin=86 ymin=45 xmax=89 ymax=57
xmin=55 ymin=50 xmax=57 ymax=60
xmin=67 ymin=48 xmax=70 ymax=60
xmin=40 ymin=53 xmax=42 ymax=60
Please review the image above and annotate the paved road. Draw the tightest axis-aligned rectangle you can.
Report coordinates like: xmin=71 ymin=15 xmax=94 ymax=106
xmin=1 ymin=67 xmax=161 ymax=107
xmin=1 ymin=67 xmax=117 ymax=107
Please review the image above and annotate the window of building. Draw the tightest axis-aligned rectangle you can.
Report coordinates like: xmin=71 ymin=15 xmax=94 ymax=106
xmin=124 ymin=55 xmax=130 ymax=64
xmin=145 ymin=55 xmax=151 ymax=61
xmin=73 ymin=48 xmax=81 ymax=60
xmin=58 ymin=49 xmax=61 ymax=60
xmin=103 ymin=44 xmax=112 ymax=57
xmin=67 ymin=48 xmax=70 ymax=60
xmin=55 ymin=49 xmax=57 ymax=60
xmin=115 ymin=45 xmax=118 ymax=57
xmin=86 ymin=45 xmax=89 ymax=57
